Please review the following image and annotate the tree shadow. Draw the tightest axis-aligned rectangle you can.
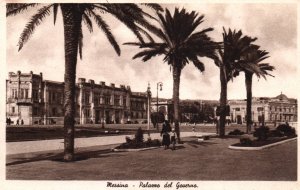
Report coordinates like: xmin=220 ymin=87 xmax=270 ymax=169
xmin=183 ymin=140 xmax=217 ymax=148
xmin=6 ymin=148 xmax=124 ymax=166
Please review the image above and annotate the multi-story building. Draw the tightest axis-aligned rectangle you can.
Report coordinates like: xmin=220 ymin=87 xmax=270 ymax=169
xmin=6 ymin=71 xmax=148 ymax=125
xmin=228 ymin=93 xmax=297 ymax=124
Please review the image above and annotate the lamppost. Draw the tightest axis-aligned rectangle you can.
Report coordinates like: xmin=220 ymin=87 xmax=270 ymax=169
xmin=146 ymin=83 xmax=152 ymax=137
xmin=156 ymin=82 xmax=163 ymax=130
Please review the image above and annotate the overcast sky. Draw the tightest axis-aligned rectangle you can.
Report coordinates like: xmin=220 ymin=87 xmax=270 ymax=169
xmin=6 ymin=3 xmax=298 ymax=100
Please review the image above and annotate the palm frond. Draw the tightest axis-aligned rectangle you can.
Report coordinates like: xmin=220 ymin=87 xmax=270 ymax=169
xmin=104 ymin=4 xmax=144 ymax=43
xmin=89 ymin=9 xmax=120 ymax=56
xmin=82 ymin=12 xmax=93 ymax=33
xmin=114 ymin=4 xmax=163 ymax=42
xmin=53 ymin=4 xmax=58 ymax=25
xmin=190 ymin=56 xmax=205 ymax=72
xmin=6 ymin=3 xmax=39 ymax=17
xmin=78 ymin=27 xmax=83 ymax=59
xmin=132 ymin=47 xmax=165 ymax=62
xmin=18 ymin=4 xmax=53 ymax=51
xmin=141 ymin=3 xmax=163 ymax=12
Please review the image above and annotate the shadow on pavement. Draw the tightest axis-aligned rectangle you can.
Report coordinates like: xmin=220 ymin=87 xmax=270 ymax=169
xmin=183 ymin=140 xmax=217 ymax=148
xmin=6 ymin=148 xmax=123 ymax=166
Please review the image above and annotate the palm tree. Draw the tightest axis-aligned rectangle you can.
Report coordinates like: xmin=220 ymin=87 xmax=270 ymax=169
xmin=238 ymin=48 xmax=274 ymax=133
xmin=7 ymin=3 xmax=162 ymax=161
xmin=214 ymin=28 xmax=256 ymax=137
xmin=125 ymin=8 xmax=220 ymax=141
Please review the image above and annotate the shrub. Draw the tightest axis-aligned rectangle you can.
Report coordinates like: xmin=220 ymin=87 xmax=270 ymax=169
xmin=253 ymin=126 xmax=269 ymax=141
xmin=146 ymin=138 xmax=161 ymax=147
xmin=240 ymin=137 xmax=253 ymax=146
xmin=125 ymin=136 xmax=132 ymax=143
xmin=276 ymin=124 xmax=296 ymax=137
xmin=268 ymin=129 xmax=284 ymax=137
xmin=228 ymin=129 xmax=245 ymax=136
xmin=135 ymin=127 xmax=144 ymax=143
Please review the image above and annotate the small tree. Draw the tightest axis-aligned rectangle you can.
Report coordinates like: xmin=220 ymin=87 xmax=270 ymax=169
xmin=135 ymin=127 xmax=144 ymax=143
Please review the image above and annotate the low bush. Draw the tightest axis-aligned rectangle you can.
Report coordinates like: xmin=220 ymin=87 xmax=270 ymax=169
xmin=268 ymin=129 xmax=284 ymax=138
xmin=125 ymin=136 xmax=132 ymax=143
xmin=253 ymin=126 xmax=269 ymax=141
xmin=228 ymin=129 xmax=245 ymax=136
xmin=239 ymin=137 xmax=253 ymax=146
xmin=117 ymin=128 xmax=161 ymax=149
xmin=145 ymin=138 xmax=161 ymax=147
xmin=276 ymin=124 xmax=296 ymax=137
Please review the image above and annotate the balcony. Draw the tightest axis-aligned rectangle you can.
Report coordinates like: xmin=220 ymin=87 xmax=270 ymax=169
xmin=17 ymin=98 xmax=33 ymax=105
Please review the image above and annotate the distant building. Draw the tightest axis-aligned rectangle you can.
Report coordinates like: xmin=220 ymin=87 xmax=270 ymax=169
xmin=151 ymin=94 xmax=297 ymax=125
xmin=151 ymin=99 xmax=218 ymax=123
xmin=228 ymin=93 xmax=297 ymax=124
xmin=6 ymin=71 xmax=148 ymax=125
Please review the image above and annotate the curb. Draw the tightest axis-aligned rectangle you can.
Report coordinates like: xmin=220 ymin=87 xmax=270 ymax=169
xmin=228 ymin=137 xmax=297 ymax=150
xmin=112 ymin=146 xmax=161 ymax=152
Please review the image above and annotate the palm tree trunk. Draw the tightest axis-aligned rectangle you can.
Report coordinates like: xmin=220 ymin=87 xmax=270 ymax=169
xmin=245 ymin=72 xmax=253 ymax=134
xmin=219 ymin=63 xmax=227 ymax=137
xmin=61 ymin=5 xmax=82 ymax=161
xmin=172 ymin=65 xmax=181 ymax=142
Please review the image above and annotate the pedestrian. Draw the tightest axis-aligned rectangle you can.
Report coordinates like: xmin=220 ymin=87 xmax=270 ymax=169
xmin=16 ymin=119 xmax=19 ymax=125
xmin=170 ymin=128 xmax=176 ymax=150
xmin=6 ymin=117 xmax=9 ymax=126
xmin=21 ymin=119 xmax=24 ymax=125
xmin=161 ymin=120 xmax=171 ymax=150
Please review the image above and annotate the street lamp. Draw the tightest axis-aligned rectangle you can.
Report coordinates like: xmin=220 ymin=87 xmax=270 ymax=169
xmin=156 ymin=82 xmax=163 ymax=130
xmin=146 ymin=82 xmax=152 ymax=136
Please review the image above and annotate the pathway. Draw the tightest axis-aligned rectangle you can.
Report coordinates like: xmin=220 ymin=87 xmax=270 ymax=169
xmin=6 ymin=132 xmax=215 ymax=155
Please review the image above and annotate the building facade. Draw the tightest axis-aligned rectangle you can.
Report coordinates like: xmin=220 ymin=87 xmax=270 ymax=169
xmin=228 ymin=93 xmax=297 ymax=124
xmin=6 ymin=71 xmax=148 ymax=125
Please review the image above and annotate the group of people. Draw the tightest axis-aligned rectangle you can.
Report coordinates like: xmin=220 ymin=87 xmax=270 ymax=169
xmin=6 ymin=117 xmax=24 ymax=126
xmin=160 ymin=120 xmax=180 ymax=150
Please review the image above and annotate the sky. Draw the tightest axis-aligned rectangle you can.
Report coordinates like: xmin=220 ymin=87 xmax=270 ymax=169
xmin=5 ymin=2 xmax=298 ymax=100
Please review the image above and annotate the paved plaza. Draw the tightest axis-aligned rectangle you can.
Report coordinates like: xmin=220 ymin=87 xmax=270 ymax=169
xmin=6 ymin=132 xmax=297 ymax=181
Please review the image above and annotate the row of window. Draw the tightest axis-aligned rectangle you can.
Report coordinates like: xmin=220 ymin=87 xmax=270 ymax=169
xmin=233 ymin=106 xmax=296 ymax=113
xmin=85 ymin=92 xmax=127 ymax=106
xmin=270 ymin=106 xmax=295 ymax=113
xmin=11 ymin=88 xmax=29 ymax=99
xmin=131 ymin=101 xmax=145 ymax=110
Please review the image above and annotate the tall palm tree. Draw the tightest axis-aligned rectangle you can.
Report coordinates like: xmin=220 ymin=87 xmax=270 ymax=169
xmin=238 ymin=48 xmax=274 ymax=133
xmin=214 ymin=28 xmax=256 ymax=137
xmin=7 ymin=3 xmax=162 ymax=161
xmin=125 ymin=8 xmax=220 ymax=141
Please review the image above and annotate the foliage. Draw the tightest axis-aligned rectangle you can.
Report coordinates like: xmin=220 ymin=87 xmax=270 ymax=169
xmin=228 ymin=129 xmax=245 ymax=136
xmin=268 ymin=129 xmax=284 ymax=138
xmin=7 ymin=3 xmax=163 ymax=54
xmin=150 ymin=112 xmax=165 ymax=125
xmin=239 ymin=137 xmax=253 ymax=146
xmin=253 ymin=126 xmax=269 ymax=141
xmin=118 ymin=130 xmax=161 ymax=149
xmin=135 ymin=127 xmax=144 ymax=143
xmin=276 ymin=124 xmax=296 ymax=137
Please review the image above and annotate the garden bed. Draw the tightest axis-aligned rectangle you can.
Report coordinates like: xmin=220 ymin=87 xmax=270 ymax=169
xmin=231 ymin=136 xmax=297 ymax=147
xmin=229 ymin=124 xmax=297 ymax=150
xmin=113 ymin=127 xmax=162 ymax=151
xmin=114 ymin=138 xmax=162 ymax=150
xmin=229 ymin=136 xmax=297 ymax=150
